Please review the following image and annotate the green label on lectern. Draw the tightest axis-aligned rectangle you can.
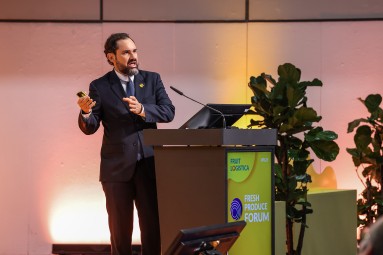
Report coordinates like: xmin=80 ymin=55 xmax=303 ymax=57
xmin=227 ymin=151 xmax=272 ymax=255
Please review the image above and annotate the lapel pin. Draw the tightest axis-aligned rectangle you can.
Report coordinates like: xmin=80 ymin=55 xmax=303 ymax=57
xmin=139 ymin=83 xmax=144 ymax=88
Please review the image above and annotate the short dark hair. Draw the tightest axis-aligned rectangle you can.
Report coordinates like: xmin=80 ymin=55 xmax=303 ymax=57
xmin=104 ymin=33 xmax=134 ymax=65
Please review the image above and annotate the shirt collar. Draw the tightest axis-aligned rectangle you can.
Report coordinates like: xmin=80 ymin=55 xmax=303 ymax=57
xmin=114 ymin=69 xmax=134 ymax=83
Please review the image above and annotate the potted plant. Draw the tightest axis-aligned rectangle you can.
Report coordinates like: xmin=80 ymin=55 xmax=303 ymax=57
xmin=346 ymin=94 xmax=383 ymax=230
xmin=247 ymin=63 xmax=340 ymax=255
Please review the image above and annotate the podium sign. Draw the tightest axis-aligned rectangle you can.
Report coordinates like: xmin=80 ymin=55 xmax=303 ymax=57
xmin=227 ymin=149 xmax=274 ymax=255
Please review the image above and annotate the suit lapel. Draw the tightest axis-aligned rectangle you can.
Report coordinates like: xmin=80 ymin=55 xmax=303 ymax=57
xmin=134 ymin=72 xmax=145 ymax=102
xmin=108 ymin=71 xmax=130 ymax=111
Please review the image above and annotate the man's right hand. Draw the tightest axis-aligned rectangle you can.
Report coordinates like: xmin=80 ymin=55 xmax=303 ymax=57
xmin=77 ymin=96 xmax=96 ymax=114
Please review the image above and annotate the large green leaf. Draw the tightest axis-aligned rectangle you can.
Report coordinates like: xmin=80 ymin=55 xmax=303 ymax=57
xmin=288 ymin=136 xmax=304 ymax=148
xmin=347 ymin=118 xmax=369 ymax=133
xmin=249 ymin=75 xmax=267 ymax=87
xmin=288 ymin=148 xmax=309 ymax=161
xmin=278 ymin=63 xmax=301 ymax=84
xmin=296 ymin=200 xmax=312 ymax=207
xmin=273 ymin=105 xmax=287 ymax=117
xmin=279 ymin=123 xmax=294 ymax=134
xmin=308 ymin=140 xmax=340 ymax=162
xmin=305 ymin=127 xmax=338 ymax=142
xmin=346 ymin=148 xmax=360 ymax=158
xmin=249 ymin=79 xmax=268 ymax=98
xmin=365 ymin=94 xmax=382 ymax=113
xmin=293 ymin=107 xmax=321 ymax=125
xmin=270 ymin=81 xmax=288 ymax=104
xmin=287 ymin=84 xmax=305 ymax=108
xmin=354 ymin=125 xmax=372 ymax=151
xmin=352 ymin=155 xmax=362 ymax=167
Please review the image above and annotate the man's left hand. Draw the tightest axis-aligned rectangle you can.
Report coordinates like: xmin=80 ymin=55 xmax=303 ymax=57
xmin=123 ymin=96 xmax=144 ymax=116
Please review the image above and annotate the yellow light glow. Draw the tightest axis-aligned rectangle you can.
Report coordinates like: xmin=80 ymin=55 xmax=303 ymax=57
xmin=232 ymin=106 xmax=264 ymax=129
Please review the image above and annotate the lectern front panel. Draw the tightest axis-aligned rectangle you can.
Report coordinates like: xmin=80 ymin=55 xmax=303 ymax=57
xmin=154 ymin=146 xmax=227 ymax=251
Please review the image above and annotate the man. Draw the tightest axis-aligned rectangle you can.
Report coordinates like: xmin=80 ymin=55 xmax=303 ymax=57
xmin=77 ymin=33 xmax=175 ymax=255
xmin=359 ymin=217 xmax=383 ymax=255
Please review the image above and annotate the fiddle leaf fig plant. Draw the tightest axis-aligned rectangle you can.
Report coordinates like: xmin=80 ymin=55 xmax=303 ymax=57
xmin=346 ymin=94 xmax=383 ymax=228
xmin=248 ymin=63 xmax=340 ymax=255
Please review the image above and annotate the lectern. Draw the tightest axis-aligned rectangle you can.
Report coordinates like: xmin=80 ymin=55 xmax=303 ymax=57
xmin=144 ymin=129 xmax=277 ymax=254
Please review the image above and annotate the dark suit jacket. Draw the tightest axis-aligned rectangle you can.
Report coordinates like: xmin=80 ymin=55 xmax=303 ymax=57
xmin=78 ymin=70 xmax=175 ymax=182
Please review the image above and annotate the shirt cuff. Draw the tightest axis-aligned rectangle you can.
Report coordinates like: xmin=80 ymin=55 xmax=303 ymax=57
xmin=139 ymin=104 xmax=144 ymax=115
xmin=81 ymin=110 xmax=92 ymax=119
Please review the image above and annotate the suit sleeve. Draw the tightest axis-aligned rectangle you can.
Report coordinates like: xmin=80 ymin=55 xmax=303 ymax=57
xmin=142 ymin=74 xmax=175 ymax=123
xmin=78 ymin=83 xmax=102 ymax=135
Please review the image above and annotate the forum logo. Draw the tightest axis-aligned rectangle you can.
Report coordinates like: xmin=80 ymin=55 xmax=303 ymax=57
xmin=230 ymin=198 xmax=243 ymax=220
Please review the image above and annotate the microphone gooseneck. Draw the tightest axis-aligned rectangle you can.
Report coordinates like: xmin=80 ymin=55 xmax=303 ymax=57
xmin=170 ymin=86 xmax=226 ymax=129
xmin=170 ymin=86 xmax=184 ymax=96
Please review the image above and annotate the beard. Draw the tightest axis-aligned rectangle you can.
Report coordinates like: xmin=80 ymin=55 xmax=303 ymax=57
xmin=115 ymin=59 xmax=139 ymax=76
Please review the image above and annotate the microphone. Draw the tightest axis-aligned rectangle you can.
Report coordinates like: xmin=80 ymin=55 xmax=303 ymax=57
xmin=170 ymin=86 xmax=226 ymax=129
xmin=170 ymin=86 xmax=184 ymax=96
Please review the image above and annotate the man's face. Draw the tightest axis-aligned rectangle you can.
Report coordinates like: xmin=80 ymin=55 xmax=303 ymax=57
xmin=108 ymin=38 xmax=139 ymax=76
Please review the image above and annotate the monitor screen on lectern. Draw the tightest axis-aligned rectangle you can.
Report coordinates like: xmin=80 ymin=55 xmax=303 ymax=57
xmin=164 ymin=221 xmax=246 ymax=255
xmin=179 ymin=104 xmax=252 ymax=129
